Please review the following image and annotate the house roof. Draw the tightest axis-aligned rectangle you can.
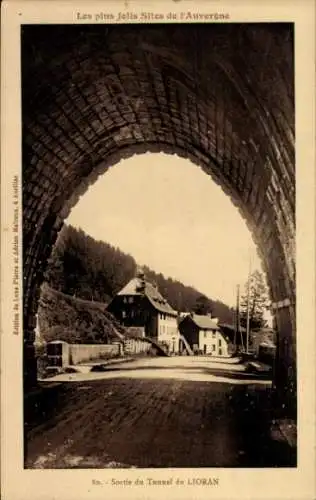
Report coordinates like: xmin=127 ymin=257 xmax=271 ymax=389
xmin=218 ymin=323 xmax=247 ymax=344
xmin=117 ymin=277 xmax=177 ymax=316
xmin=253 ymin=327 xmax=275 ymax=333
xmin=218 ymin=322 xmax=247 ymax=333
xmin=184 ymin=313 xmax=220 ymax=330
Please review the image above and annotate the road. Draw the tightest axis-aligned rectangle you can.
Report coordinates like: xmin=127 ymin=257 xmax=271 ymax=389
xmin=24 ymin=356 xmax=296 ymax=468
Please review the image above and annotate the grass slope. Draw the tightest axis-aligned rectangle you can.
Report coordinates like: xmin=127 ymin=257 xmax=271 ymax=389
xmin=38 ymin=283 xmax=126 ymax=344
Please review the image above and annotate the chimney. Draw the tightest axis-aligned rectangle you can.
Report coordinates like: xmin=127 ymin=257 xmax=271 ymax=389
xmin=135 ymin=265 xmax=145 ymax=279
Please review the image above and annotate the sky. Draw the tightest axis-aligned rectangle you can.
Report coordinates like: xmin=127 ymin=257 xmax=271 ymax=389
xmin=67 ymin=153 xmax=264 ymax=308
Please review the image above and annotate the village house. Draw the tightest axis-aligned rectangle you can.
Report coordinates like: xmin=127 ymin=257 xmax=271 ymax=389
xmin=251 ymin=327 xmax=276 ymax=352
xmin=179 ymin=313 xmax=231 ymax=356
xmin=217 ymin=322 xmax=248 ymax=354
xmin=250 ymin=327 xmax=276 ymax=363
xmin=107 ymin=268 xmax=180 ymax=354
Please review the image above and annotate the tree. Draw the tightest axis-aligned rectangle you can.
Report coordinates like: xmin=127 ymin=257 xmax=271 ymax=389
xmin=43 ymin=224 xmax=235 ymax=321
xmin=44 ymin=244 xmax=66 ymax=292
xmin=240 ymin=270 xmax=269 ymax=331
xmin=193 ymin=294 xmax=213 ymax=315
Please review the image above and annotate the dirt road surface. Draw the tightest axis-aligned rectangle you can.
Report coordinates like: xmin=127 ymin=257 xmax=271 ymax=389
xmin=25 ymin=357 xmax=296 ymax=468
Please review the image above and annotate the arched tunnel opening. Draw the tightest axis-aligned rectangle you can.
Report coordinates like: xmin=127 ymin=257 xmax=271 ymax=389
xmin=22 ymin=22 xmax=295 ymax=419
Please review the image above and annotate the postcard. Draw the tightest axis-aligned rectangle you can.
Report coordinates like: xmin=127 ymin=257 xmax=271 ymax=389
xmin=1 ymin=1 xmax=315 ymax=499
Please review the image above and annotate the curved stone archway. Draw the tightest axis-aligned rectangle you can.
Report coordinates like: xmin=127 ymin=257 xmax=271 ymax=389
xmin=21 ymin=23 xmax=295 ymax=412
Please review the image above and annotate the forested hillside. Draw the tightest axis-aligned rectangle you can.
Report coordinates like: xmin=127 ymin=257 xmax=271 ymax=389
xmin=44 ymin=224 xmax=235 ymax=323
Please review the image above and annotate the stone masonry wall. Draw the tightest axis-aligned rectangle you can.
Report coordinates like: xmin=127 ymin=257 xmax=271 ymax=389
xmin=21 ymin=24 xmax=296 ymax=411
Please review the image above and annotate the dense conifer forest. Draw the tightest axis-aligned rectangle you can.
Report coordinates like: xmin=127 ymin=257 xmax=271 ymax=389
xmin=43 ymin=224 xmax=235 ymax=323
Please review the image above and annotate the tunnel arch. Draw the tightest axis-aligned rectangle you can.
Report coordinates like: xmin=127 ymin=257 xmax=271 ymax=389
xmin=22 ymin=23 xmax=295 ymax=410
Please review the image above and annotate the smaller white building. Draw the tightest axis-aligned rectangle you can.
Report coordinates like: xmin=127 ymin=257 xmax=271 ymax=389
xmin=179 ymin=313 xmax=230 ymax=356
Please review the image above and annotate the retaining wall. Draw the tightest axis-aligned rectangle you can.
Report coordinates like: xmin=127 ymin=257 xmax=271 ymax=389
xmin=69 ymin=344 xmax=121 ymax=365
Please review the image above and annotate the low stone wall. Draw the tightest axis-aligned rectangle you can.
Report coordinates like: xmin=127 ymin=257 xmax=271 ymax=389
xmin=44 ymin=338 xmax=152 ymax=368
xmin=69 ymin=340 xmax=151 ymax=364
xmin=70 ymin=343 xmax=121 ymax=365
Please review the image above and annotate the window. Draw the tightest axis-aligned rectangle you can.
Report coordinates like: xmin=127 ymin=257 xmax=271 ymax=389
xmin=128 ymin=297 xmax=134 ymax=303
xmin=212 ymin=331 xmax=216 ymax=338
xmin=204 ymin=331 xmax=207 ymax=338
xmin=212 ymin=345 xmax=216 ymax=351
xmin=122 ymin=311 xmax=126 ymax=318
xmin=218 ymin=339 xmax=222 ymax=347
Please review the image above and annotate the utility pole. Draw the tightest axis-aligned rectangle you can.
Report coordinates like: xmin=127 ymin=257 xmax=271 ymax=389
xmin=246 ymin=251 xmax=252 ymax=354
xmin=234 ymin=284 xmax=240 ymax=353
